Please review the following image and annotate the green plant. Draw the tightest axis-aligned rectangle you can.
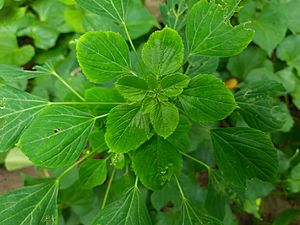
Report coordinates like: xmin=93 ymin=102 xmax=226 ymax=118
xmin=0 ymin=0 xmax=300 ymax=224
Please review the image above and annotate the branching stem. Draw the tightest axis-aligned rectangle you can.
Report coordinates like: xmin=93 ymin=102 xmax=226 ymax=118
xmin=56 ymin=150 xmax=96 ymax=181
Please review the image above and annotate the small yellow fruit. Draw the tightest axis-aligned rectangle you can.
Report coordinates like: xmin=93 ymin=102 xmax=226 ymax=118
xmin=225 ymin=78 xmax=238 ymax=89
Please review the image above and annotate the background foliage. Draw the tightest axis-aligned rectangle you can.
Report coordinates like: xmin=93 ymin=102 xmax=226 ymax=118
xmin=0 ymin=0 xmax=300 ymax=224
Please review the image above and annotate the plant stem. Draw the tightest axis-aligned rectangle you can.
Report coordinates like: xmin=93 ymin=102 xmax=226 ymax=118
xmin=51 ymin=70 xmax=86 ymax=102
xmin=102 ymin=168 xmax=116 ymax=209
xmin=179 ymin=151 xmax=211 ymax=172
xmin=49 ymin=102 xmax=123 ymax=105
xmin=134 ymin=176 xmax=139 ymax=188
xmin=94 ymin=113 xmax=109 ymax=120
xmin=174 ymin=175 xmax=186 ymax=201
xmin=56 ymin=150 xmax=96 ymax=180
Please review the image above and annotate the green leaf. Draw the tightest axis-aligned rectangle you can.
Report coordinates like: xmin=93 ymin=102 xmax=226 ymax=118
xmin=161 ymin=73 xmax=190 ymax=97
xmin=79 ymin=159 xmax=107 ymax=189
xmin=0 ymin=0 xmax=4 ymax=10
xmin=89 ymin=128 xmax=108 ymax=153
xmin=186 ymin=0 xmax=253 ymax=57
xmin=178 ymin=200 xmax=224 ymax=225
xmin=77 ymin=31 xmax=132 ymax=83
xmin=132 ymin=136 xmax=182 ymax=190
xmin=18 ymin=105 xmax=95 ymax=168
xmin=179 ymin=74 xmax=237 ymax=122
xmin=75 ymin=0 xmax=128 ymax=22
xmin=277 ymin=35 xmax=300 ymax=74
xmin=0 ymin=33 xmax=34 ymax=65
xmin=205 ymin=172 xmax=226 ymax=220
xmin=125 ymin=0 xmax=158 ymax=40
xmin=227 ymin=47 xmax=267 ymax=78
xmin=91 ymin=186 xmax=152 ymax=225
xmin=85 ymin=87 xmax=125 ymax=114
xmin=238 ymin=1 xmax=287 ymax=55
xmin=160 ymin=0 xmax=191 ymax=31
xmin=0 ymin=181 xmax=59 ymax=225
xmin=187 ymin=56 xmax=219 ymax=77
xmin=116 ymin=75 xmax=149 ymax=101
xmin=142 ymin=27 xmax=184 ymax=77
xmin=285 ymin=0 xmax=300 ymax=34
xmin=285 ymin=162 xmax=300 ymax=193
xmin=105 ymin=104 xmax=151 ymax=153
xmin=235 ymin=80 xmax=286 ymax=132
xmin=0 ymin=85 xmax=48 ymax=152
xmin=0 ymin=64 xmax=46 ymax=83
xmin=210 ymin=127 xmax=279 ymax=187
xmin=166 ymin=116 xmax=192 ymax=152
xmin=31 ymin=0 xmax=69 ymax=32
xmin=150 ymin=101 xmax=179 ymax=138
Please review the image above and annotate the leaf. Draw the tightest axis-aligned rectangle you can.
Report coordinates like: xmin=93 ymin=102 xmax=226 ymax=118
xmin=166 ymin=116 xmax=192 ymax=152
xmin=210 ymin=127 xmax=279 ymax=187
xmin=85 ymin=87 xmax=125 ymax=114
xmin=0 ymin=32 xmax=34 ymax=65
xmin=142 ymin=27 xmax=184 ymax=77
xmin=115 ymin=75 xmax=149 ymax=102
xmin=75 ymin=0 xmax=128 ymax=22
xmin=0 ymin=64 xmax=46 ymax=83
xmin=5 ymin=147 xmax=33 ymax=171
xmin=0 ymin=0 xmax=4 ymax=10
xmin=239 ymin=1 xmax=287 ymax=55
xmin=77 ymin=31 xmax=132 ymax=83
xmin=18 ymin=105 xmax=95 ymax=168
xmin=285 ymin=0 xmax=300 ymax=34
xmin=187 ymin=55 xmax=219 ymax=77
xmin=179 ymin=74 xmax=237 ymax=122
xmin=79 ymin=159 xmax=107 ymax=189
xmin=205 ymin=172 xmax=226 ymax=220
xmin=161 ymin=73 xmax=190 ymax=97
xmin=186 ymin=0 xmax=253 ymax=57
xmin=285 ymin=162 xmax=300 ymax=193
xmin=0 ymin=85 xmax=48 ymax=152
xmin=277 ymin=35 xmax=300 ymax=74
xmin=105 ymin=104 xmax=151 ymax=153
xmin=150 ymin=101 xmax=179 ymax=138
xmin=235 ymin=80 xmax=286 ymax=132
xmin=89 ymin=128 xmax=108 ymax=153
xmin=132 ymin=136 xmax=182 ymax=190
xmin=178 ymin=200 xmax=224 ymax=225
xmin=91 ymin=186 xmax=152 ymax=225
xmin=0 ymin=181 xmax=59 ymax=225
xmin=160 ymin=0 xmax=191 ymax=31
xmin=31 ymin=0 xmax=69 ymax=32
xmin=227 ymin=47 xmax=267 ymax=78
xmin=124 ymin=0 xmax=158 ymax=40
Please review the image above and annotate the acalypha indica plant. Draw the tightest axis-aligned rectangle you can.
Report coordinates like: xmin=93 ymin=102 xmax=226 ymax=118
xmin=0 ymin=0 xmax=283 ymax=224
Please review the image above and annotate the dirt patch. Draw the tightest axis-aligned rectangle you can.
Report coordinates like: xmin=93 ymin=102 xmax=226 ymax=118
xmin=145 ymin=0 xmax=164 ymax=20
xmin=0 ymin=167 xmax=37 ymax=194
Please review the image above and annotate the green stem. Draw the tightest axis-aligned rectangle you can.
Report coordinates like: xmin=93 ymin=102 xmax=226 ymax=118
xmin=49 ymin=102 xmax=123 ymax=105
xmin=102 ymin=168 xmax=116 ymax=209
xmin=56 ymin=150 xmax=96 ymax=180
xmin=51 ymin=71 xmax=86 ymax=102
xmin=134 ymin=176 xmax=139 ymax=188
xmin=174 ymin=175 xmax=186 ymax=201
xmin=289 ymin=149 xmax=299 ymax=163
xmin=94 ymin=113 xmax=109 ymax=120
xmin=179 ymin=151 xmax=211 ymax=172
